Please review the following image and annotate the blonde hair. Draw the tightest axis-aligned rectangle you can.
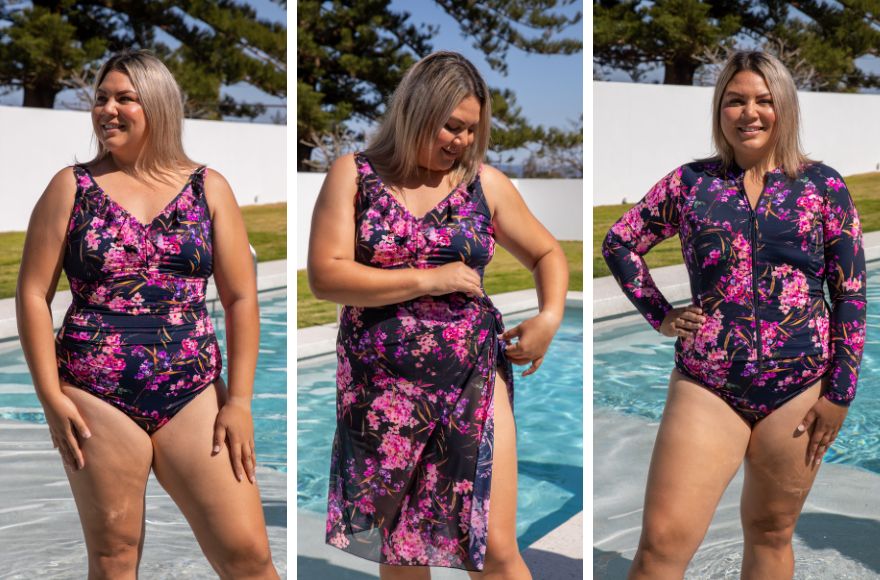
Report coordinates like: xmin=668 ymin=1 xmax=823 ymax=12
xmin=709 ymin=51 xmax=813 ymax=178
xmin=88 ymin=50 xmax=198 ymax=181
xmin=364 ymin=51 xmax=491 ymax=187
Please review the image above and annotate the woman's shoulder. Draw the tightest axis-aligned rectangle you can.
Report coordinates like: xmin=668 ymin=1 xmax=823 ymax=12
xmin=44 ymin=166 xmax=79 ymax=199
xmin=800 ymin=162 xmax=843 ymax=182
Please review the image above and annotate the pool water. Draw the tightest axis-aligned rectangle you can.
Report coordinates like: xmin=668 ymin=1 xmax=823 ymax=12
xmin=594 ymin=267 xmax=880 ymax=475
xmin=0 ymin=292 xmax=287 ymax=471
xmin=297 ymin=306 xmax=583 ymax=548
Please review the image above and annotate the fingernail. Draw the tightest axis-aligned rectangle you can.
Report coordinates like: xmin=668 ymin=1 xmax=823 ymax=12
xmin=213 ymin=445 xmax=221 ymax=453
xmin=237 ymin=472 xmax=244 ymax=481
xmin=796 ymin=424 xmax=805 ymax=432
xmin=249 ymin=474 xmax=256 ymax=484
xmin=83 ymin=431 xmax=92 ymax=439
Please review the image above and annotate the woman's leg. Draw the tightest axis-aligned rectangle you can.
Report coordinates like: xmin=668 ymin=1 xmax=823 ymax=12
xmin=150 ymin=383 xmax=278 ymax=580
xmin=61 ymin=385 xmax=154 ymax=580
xmin=628 ymin=370 xmax=751 ymax=579
xmin=468 ymin=368 xmax=531 ymax=580
xmin=379 ymin=564 xmax=430 ymax=579
xmin=740 ymin=380 xmax=823 ymax=579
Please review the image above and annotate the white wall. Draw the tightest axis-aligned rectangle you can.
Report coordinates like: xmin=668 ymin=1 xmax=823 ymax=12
xmin=0 ymin=105 xmax=285 ymax=231
xmin=594 ymin=81 xmax=880 ymax=206
xmin=296 ymin=172 xmax=583 ymax=270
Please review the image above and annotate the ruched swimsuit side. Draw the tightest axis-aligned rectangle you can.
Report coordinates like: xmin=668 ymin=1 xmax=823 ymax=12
xmin=325 ymin=153 xmax=513 ymax=571
xmin=56 ymin=164 xmax=222 ymax=434
xmin=603 ymin=161 xmax=866 ymax=425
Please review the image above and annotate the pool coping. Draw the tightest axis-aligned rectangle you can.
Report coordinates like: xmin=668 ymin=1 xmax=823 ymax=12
xmin=297 ymin=289 xmax=584 ymax=360
xmin=0 ymin=259 xmax=287 ymax=347
xmin=594 ymin=229 xmax=880 ymax=323
xmin=297 ymin=509 xmax=583 ymax=578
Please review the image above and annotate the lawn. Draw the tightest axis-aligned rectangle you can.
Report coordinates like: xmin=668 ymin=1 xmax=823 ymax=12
xmin=297 ymin=240 xmax=583 ymax=328
xmin=0 ymin=202 xmax=286 ymax=298
xmin=593 ymin=171 xmax=880 ymax=278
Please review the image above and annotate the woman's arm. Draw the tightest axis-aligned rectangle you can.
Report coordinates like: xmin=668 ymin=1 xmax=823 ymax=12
xmin=16 ymin=167 xmax=90 ymax=469
xmin=307 ymin=154 xmax=483 ymax=307
xmin=481 ymin=165 xmax=569 ymax=375
xmin=601 ymin=168 xmax=684 ymax=331
xmin=798 ymin=169 xmax=866 ymax=466
xmin=205 ymin=169 xmax=260 ymax=483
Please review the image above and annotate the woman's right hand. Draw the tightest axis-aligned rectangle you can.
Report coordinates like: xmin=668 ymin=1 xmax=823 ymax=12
xmin=42 ymin=392 xmax=91 ymax=470
xmin=421 ymin=262 xmax=484 ymax=298
xmin=660 ymin=305 xmax=706 ymax=338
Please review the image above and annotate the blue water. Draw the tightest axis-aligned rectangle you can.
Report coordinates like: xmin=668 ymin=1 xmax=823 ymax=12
xmin=297 ymin=306 xmax=583 ymax=548
xmin=0 ymin=292 xmax=287 ymax=471
xmin=594 ymin=267 xmax=880 ymax=475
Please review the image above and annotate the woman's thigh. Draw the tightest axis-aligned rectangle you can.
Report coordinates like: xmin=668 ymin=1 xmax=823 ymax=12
xmin=61 ymin=385 xmax=153 ymax=550
xmin=640 ymin=370 xmax=752 ymax=551
xmin=150 ymin=382 xmax=271 ymax=562
xmin=741 ymin=381 xmax=824 ymax=529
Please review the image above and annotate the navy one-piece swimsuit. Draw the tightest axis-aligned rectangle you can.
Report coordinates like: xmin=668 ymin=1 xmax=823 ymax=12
xmin=55 ymin=164 xmax=221 ymax=434
xmin=603 ymin=161 xmax=866 ymax=425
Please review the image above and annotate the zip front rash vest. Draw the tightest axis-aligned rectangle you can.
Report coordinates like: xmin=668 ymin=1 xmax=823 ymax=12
xmin=603 ymin=161 xmax=866 ymax=420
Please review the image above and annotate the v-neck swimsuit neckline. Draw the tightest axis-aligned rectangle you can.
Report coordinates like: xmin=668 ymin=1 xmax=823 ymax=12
xmin=79 ymin=164 xmax=201 ymax=228
xmin=361 ymin=157 xmax=466 ymax=222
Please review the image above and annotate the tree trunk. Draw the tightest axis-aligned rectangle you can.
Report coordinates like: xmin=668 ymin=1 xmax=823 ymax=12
xmin=22 ymin=86 xmax=58 ymax=108
xmin=663 ymin=57 xmax=698 ymax=85
xmin=298 ymin=141 xmax=315 ymax=172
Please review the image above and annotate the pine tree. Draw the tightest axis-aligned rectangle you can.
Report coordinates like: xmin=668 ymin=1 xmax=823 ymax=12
xmin=0 ymin=1 xmax=286 ymax=119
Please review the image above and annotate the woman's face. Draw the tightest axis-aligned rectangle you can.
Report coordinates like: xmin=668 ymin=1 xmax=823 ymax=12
xmin=719 ymin=70 xmax=777 ymax=167
xmin=418 ymin=95 xmax=481 ymax=173
xmin=93 ymin=70 xmax=148 ymax=155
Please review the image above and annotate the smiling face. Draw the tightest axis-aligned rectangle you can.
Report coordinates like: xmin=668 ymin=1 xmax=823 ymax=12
xmin=92 ymin=70 xmax=148 ymax=156
xmin=719 ymin=71 xmax=777 ymax=168
xmin=417 ymin=95 xmax=481 ymax=173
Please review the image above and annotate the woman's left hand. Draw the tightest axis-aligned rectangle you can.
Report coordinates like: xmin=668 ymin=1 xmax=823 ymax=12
xmin=500 ymin=312 xmax=561 ymax=376
xmin=798 ymin=397 xmax=849 ymax=467
xmin=213 ymin=397 xmax=257 ymax=483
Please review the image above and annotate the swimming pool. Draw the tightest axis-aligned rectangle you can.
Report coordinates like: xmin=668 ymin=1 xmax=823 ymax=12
xmin=297 ymin=306 xmax=583 ymax=548
xmin=0 ymin=291 xmax=287 ymax=471
xmin=594 ymin=266 xmax=880 ymax=474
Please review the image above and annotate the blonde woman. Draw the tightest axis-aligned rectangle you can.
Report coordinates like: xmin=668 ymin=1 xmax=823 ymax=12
xmin=604 ymin=51 xmax=865 ymax=578
xmin=16 ymin=50 xmax=279 ymax=578
xmin=309 ymin=51 xmax=569 ymax=579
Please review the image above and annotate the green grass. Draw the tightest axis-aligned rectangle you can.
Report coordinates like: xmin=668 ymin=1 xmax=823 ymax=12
xmin=297 ymin=240 xmax=583 ymax=328
xmin=593 ymin=171 xmax=880 ymax=278
xmin=0 ymin=202 xmax=286 ymax=299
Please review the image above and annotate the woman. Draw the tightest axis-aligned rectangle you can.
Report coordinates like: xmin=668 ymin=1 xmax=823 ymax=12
xmin=603 ymin=51 xmax=866 ymax=578
xmin=15 ymin=50 xmax=279 ymax=578
xmin=308 ymin=51 xmax=569 ymax=579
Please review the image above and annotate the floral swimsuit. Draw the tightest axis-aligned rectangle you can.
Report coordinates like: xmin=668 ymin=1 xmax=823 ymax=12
xmin=603 ymin=161 xmax=866 ymax=425
xmin=55 ymin=164 xmax=221 ymax=434
xmin=325 ymin=153 xmax=512 ymax=570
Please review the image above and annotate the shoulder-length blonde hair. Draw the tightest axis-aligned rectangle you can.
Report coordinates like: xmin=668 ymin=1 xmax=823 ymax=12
xmin=364 ymin=51 xmax=491 ymax=187
xmin=88 ymin=50 xmax=198 ymax=181
xmin=709 ymin=51 xmax=813 ymax=178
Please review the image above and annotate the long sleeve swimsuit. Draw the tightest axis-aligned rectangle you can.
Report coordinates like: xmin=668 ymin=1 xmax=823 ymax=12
xmin=603 ymin=161 xmax=866 ymax=425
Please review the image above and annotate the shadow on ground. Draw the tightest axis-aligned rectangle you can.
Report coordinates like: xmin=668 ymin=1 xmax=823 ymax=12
xmin=517 ymin=460 xmax=583 ymax=548
xmin=524 ymin=549 xmax=583 ymax=579
xmin=796 ymin=513 xmax=880 ymax=574
xmin=593 ymin=547 xmax=632 ymax=580
xmin=297 ymin=555 xmax=378 ymax=579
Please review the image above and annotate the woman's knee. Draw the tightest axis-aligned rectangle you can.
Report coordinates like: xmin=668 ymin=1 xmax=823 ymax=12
xmin=742 ymin=509 xmax=799 ymax=549
xmin=636 ymin=519 xmax=701 ymax=567
xmin=212 ymin=536 xmax=274 ymax=579
xmin=88 ymin=535 xmax=141 ymax=577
